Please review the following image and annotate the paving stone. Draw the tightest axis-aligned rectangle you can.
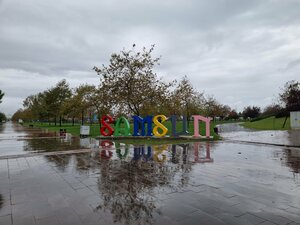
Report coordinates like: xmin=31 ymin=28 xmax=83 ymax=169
xmin=236 ymin=213 xmax=266 ymax=224
xmin=0 ymin=214 xmax=12 ymax=225
xmin=259 ymin=221 xmax=279 ymax=225
xmin=47 ymin=193 xmax=69 ymax=210
xmin=252 ymin=212 xmax=293 ymax=225
xmin=0 ymin=204 xmax=11 ymax=217
xmin=158 ymin=202 xmax=198 ymax=221
xmin=12 ymin=214 xmax=36 ymax=225
xmin=79 ymin=212 xmax=105 ymax=225
xmin=179 ymin=210 xmax=228 ymax=225
xmin=36 ymin=216 xmax=62 ymax=225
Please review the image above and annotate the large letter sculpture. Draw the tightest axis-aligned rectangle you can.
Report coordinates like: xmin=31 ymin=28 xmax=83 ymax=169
xmin=192 ymin=115 xmax=212 ymax=138
xmin=132 ymin=116 xmax=153 ymax=136
xmin=170 ymin=115 xmax=188 ymax=137
xmin=114 ymin=116 xmax=130 ymax=136
xmin=100 ymin=115 xmax=114 ymax=136
xmin=153 ymin=115 xmax=168 ymax=137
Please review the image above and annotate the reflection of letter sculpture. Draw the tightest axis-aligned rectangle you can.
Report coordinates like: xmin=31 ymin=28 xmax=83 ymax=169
xmin=133 ymin=146 xmax=144 ymax=161
xmin=100 ymin=140 xmax=113 ymax=159
xmin=100 ymin=115 xmax=114 ymax=136
xmin=192 ymin=115 xmax=212 ymax=138
xmin=143 ymin=146 xmax=152 ymax=161
xmin=194 ymin=142 xmax=213 ymax=163
xmin=153 ymin=115 xmax=168 ymax=137
xmin=114 ymin=116 xmax=130 ymax=136
xmin=100 ymin=140 xmax=114 ymax=148
xmin=132 ymin=145 xmax=153 ymax=161
xmin=153 ymin=145 xmax=168 ymax=162
xmin=116 ymin=145 xmax=129 ymax=159
xmin=132 ymin=116 xmax=153 ymax=136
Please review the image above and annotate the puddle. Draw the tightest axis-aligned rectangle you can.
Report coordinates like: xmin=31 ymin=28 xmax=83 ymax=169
xmin=219 ymin=123 xmax=300 ymax=147
xmin=0 ymin=122 xmax=87 ymax=156
xmin=1 ymin=122 xmax=300 ymax=224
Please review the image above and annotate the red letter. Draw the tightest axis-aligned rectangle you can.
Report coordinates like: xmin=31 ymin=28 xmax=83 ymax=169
xmin=100 ymin=115 xmax=114 ymax=136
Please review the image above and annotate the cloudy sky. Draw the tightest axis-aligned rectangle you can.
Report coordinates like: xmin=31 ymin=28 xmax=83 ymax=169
xmin=1 ymin=0 xmax=300 ymax=116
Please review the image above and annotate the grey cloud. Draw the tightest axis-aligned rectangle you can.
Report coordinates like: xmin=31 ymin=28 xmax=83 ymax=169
xmin=1 ymin=0 xmax=300 ymax=115
xmin=283 ymin=58 xmax=300 ymax=71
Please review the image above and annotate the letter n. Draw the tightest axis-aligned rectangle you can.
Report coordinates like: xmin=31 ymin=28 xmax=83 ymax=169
xmin=192 ymin=115 xmax=212 ymax=138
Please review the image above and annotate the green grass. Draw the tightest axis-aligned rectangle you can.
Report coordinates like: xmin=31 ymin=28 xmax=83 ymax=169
xmin=242 ymin=116 xmax=290 ymax=130
xmin=23 ymin=119 xmax=225 ymax=142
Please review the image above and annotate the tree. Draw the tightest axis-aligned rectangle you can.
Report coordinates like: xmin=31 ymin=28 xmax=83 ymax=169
xmin=88 ymin=85 xmax=113 ymax=119
xmin=44 ymin=80 xmax=72 ymax=126
xmin=0 ymin=112 xmax=6 ymax=122
xmin=228 ymin=110 xmax=239 ymax=120
xmin=12 ymin=109 xmax=23 ymax=121
xmin=23 ymin=92 xmax=48 ymax=122
xmin=219 ymin=104 xmax=231 ymax=119
xmin=0 ymin=90 xmax=4 ymax=104
xmin=242 ymin=106 xmax=261 ymax=119
xmin=279 ymin=80 xmax=300 ymax=112
xmin=0 ymin=90 xmax=6 ymax=122
xmin=168 ymin=76 xmax=205 ymax=125
xmin=11 ymin=108 xmax=32 ymax=122
xmin=262 ymin=104 xmax=283 ymax=116
xmin=93 ymin=44 xmax=172 ymax=116
xmin=203 ymin=96 xmax=230 ymax=119
xmin=66 ymin=84 xmax=95 ymax=125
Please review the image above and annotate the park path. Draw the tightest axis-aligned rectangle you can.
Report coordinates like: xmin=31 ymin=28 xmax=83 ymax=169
xmin=0 ymin=122 xmax=87 ymax=157
xmin=0 ymin=122 xmax=300 ymax=225
xmin=219 ymin=123 xmax=300 ymax=147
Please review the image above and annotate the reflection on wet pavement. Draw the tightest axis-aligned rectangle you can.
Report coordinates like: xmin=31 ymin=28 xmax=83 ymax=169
xmin=1 ymin=122 xmax=300 ymax=225
xmin=0 ymin=122 xmax=86 ymax=156
xmin=1 ymin=140 xmax=300 ymax=225
xmin=219 ymin=123 xmax=300 ymax=147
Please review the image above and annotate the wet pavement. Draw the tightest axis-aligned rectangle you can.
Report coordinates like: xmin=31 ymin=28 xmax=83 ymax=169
xmin=219 ymin=123 xmax=300 ymax=147
xmin=0 ymin=122 xmax=300 ymax=225
xmin=0 ymin=122 xmax=87 ymax=157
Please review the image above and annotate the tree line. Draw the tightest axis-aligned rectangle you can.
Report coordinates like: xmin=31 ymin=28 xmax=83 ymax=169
xmin=12 ymin=45 xmax=236 ymax=125
xmin=11 ymin=45 xmax=300 ymax=125
xmin=241 ymin=80 xmax=300 ymax=120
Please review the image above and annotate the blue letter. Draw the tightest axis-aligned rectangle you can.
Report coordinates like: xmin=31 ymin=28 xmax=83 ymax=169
xmin=170 ymin=115 xmax=188 ymax=137
xmin=132 ymin=116 xmax=153 ymax=136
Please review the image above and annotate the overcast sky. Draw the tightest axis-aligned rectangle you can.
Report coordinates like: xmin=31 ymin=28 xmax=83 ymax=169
xmin=1 ymin=0 xmax=300 ymax=116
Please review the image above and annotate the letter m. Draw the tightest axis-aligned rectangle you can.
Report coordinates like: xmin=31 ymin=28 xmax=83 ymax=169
xmin=132 ymin=116 xmax=153 ymax=136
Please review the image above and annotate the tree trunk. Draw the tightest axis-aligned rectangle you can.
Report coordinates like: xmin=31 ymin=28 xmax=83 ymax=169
xmin=282 ymin=116 xmax=288 ymax=128
xmin=72 ymin=117 xmax=75 ymax=126
xmin=81 ymin=110 xmax=84 ymax=125
xmin=186 ymin=104 xmax=190 ymax=129
xmin=90 ymin=112 xmax=92 ymax=126
xmin=186 ymin=113 xmax=190 ymax=129
xmin=59 ymin=116 xmax=62 ymax=127
xmin=98 ymin=113 xmax=101 ymax=129
xmin=54 ymin=117 xmax=57 ymax=126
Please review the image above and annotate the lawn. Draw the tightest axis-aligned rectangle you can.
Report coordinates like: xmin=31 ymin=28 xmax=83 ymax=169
xmin=242 ymin=116 xmax=290 ymax=130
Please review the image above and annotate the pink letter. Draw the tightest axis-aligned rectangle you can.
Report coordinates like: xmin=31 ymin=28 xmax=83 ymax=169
xmin=192 ymin=115 xmax=212 ymax=138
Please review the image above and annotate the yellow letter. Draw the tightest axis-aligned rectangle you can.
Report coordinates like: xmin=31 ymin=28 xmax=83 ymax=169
xmin=153 ymin=115 xmax=168 ymax=137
